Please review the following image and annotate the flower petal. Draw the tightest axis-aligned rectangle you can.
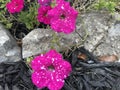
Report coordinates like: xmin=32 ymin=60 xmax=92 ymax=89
xmin=31 ymin=49 xmax=72 ymax=90
xmin=37 ymin=6 xmax=52 ymax=24
xmin=31 ymin=54 xmax=53 ymax=71
xmin=6 ymin=0 xmax=24 ymax=13
xmin=31 ymin=55 xmax=45 ymax=71
xmin=55 ymin=60 xmax=72 ymax=79
xmin=45 ymin=50 xmax=62 ymax=59
xmin=47 ymin=1 xmax=78 ymax=34
xmin=31 ymin=71 xmax=49 ymax=88
xmin=38 ymin=0 xmax=51 ymax=6
xmin=48 ymin=72 xmax=64 ymax=90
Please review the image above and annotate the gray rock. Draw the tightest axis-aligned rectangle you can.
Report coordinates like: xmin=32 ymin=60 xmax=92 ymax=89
xmin=76 ymin=12 xmax=112 ymax=52
xmin=113 ymin=12 xmax=120 ymax=21
xmin=77 ymin=12 xmax=120 ymax=59
xmin=108 ymin=22 xmax=120 ymax=36
xmin=94 ymin=22 xmax=120 ymax=58
xmin=22 ymin=29 xmax=52 ymax=58
xmin=0 ymin=24 xmax=21 ymax=63
xmin=22 ymin=29 xmax=81 ymax=58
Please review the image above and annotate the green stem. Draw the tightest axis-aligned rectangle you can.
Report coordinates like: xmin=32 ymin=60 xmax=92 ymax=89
xmin=9 ymin=13 xmax=18 ymax=21
xmin=50 ymin=32 xmax=61 ymax=49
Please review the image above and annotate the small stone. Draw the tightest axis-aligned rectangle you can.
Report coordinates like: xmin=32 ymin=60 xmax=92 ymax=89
xmin=0 ymin=24 xmax=21 ymax=63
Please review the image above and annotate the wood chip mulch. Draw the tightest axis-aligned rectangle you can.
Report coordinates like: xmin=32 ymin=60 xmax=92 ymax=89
xmin=62 ymin=47 xmax=120 ymax=90
xmin=0 ymin=61 xmax=37 ymax=90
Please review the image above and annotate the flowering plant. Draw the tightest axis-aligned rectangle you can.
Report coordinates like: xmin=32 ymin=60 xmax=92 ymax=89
xmin=29 ymin=0 xmax=77 ymax=89
xmin=31 ymin=50 xmax=72 ymax=90
xmin=6 ymin=0 xmax=24 ymax=13
xmin=1 ymin=0 xmax=78 ymax=89
xmin=37 ymin=0 xmax=78 ymax=34
xmin=1 ymin=0 xmax=78 ymax=34
xmin=0 ymin=0 xmax=39 ymax=29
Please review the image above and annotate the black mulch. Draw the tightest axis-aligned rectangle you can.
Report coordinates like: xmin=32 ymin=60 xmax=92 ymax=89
xmin=0 ymin=61 xmax=37 ymax=90
xmin=0 ymin=47 xmax=120 ymax=90
xmin=62 ymin=47 xmax=120 ymax=90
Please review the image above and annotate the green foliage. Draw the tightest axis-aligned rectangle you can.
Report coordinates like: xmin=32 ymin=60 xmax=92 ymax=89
xmin=0 ymin=0 xmax=13 ymax=28
xmin=18 ymin=1 xmax=39 ymax=30
xmin=92 ymin=0 xmax=119 ymax=13
xmin=26 ymin=57 xmax=33 ymax=64
xmin=0 ymin=0 xmax=39 ymax=30
xmin=0 ymin=0 xmax=9 ymax=10
xmin=0 ymin=11 xmax=12 ymax=28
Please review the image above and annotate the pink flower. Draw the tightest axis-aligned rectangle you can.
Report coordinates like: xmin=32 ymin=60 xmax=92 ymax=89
xmin=56 ymin=0 xmax=64 ymax=4
xmin=31 ymin=50 xmax=72 ymax=90
xmin=38 ymin=0 xmax=52 ymax=6
xmin=48 ymin=1 xmax=78 ymax=34
xmin=6 ymin=0 xmax=24 ymax=13
xmin=37 ymin=6 xmax=52 ymax=24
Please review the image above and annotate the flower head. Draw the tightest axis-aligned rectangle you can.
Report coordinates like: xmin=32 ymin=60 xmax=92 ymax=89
xmin=37 ymin=6 xmax=52 ymax=24
xmin=6 ymin=0 xmax=24 ymax=13
xmin=48 ymin=1 xmax=78 ymax=34
xmin=38 ymin=0 xmax=52 ymax=6
xmin=56 ymin=0 xmax=64 ymax=4
xmin=31 ymin=50 xmax=72 ymax=90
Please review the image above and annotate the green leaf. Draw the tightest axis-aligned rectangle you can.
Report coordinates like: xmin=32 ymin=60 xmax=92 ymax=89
xmin=6 ymin=23 xmax=12 ymax=29
xmin=0 ymin=4 xmax=5 ymax=8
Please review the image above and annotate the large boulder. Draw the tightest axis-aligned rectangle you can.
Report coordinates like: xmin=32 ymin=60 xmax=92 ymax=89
xmin=77 ymin=12 xmax=120 ymax=59
xmin=22 ymin=29 xmax=81 ymax=58
xmin=22 ymin=12 xmax=120 ymax=60
xmin=93 ymin=21 xmax=120 ymax=58
xmin=0 ymin=24 xmax=21 ymax=63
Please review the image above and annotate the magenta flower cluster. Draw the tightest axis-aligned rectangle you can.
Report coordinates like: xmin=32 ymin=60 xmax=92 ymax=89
xmin=38 ymin=0 xmax=52 ymax=6
xmin=6 ymin=0 xmax=24 ymax=13
xmin=5 ymin=0 xmax=78 ymax=89
xmin=37 ymin=6 xmax=52 ymax=24
xmin=31 ymin=50 xmax=72 ymax=90
xmin=6 ymin=0 xmax=78 ymax=34
xmin=37 ymin=0 xmax=78 ymax=34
